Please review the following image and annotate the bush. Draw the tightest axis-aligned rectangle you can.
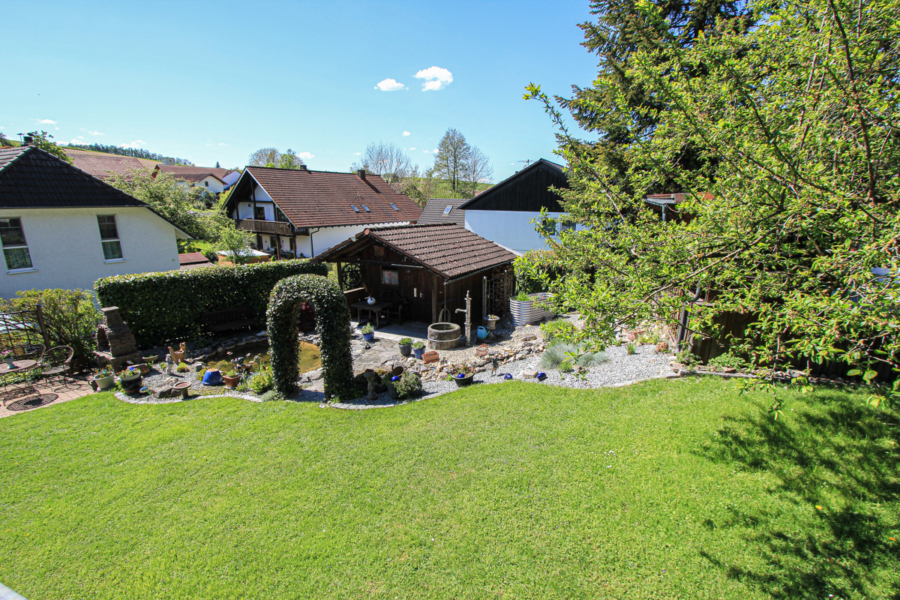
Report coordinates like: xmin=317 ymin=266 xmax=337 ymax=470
xmin=394 ymin=371 xmax=423 ymax=400
xmin=95 ymin=259 xmax=328 ymax=347
xmin=541 ymin=319 xmax=577 ymax=344
xmin=248 ymin=367 xmax=274 ymax=395
xmin=541 ymin=342 xmax=608 ymax=372
xmin=399 ymin=338 xmax=412 ymax=346
xmin=0 ymin=289 xmax=101 ymax=358
xmin=259 ymin=389 xmax=285 ymax=402
xmin=707 ymin=351 xmax=749 ymax=371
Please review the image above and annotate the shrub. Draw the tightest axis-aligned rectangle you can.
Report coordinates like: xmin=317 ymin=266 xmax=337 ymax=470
xmin=399 ymin=338 xmax=412 ymax=346
xmin=248 ymin=367 xmax=274 ymax=395
xmin=266 ymin=274 xmax=354 ymax=400
xmin=413 ymin=341 xmax=425 ymax=350
xmin=394 ymin=371 xmax=423 ymax=400
xmin=95 ymin=259 xmax=328 ymax=347
xmin=708 ymin=351 xmax=749 ymax=371
xmin=541 ymin=343 xmax=577 ymax=369
xmin=540 ymin=319 xmax=577 ymax=344
xmin=259 ymin=389 xmax=285 ymax=402
xmin=675 ymin=349 xmax=699 ymax=366
xmin=541 ymin=342 xmax=608 ymax=371
xmin=558 ymin=360 xmax=574 ymax=373
xmin=514 ymin=291 xmax=530 ymax=302
xmin=0 ymin=289 xmax=101 ymax=358
xmin=361 ymin=323 xmax=374 ymax=334
xmin=626 ymin=343 xmax=637 ymax=355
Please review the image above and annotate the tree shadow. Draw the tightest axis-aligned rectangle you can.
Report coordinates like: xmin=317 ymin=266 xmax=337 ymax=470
xmin=698 ymin=392 xmax=900 ymax=599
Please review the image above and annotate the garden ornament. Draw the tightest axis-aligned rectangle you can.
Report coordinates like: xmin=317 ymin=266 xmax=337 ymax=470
xmin=363 ymin=370 xmax=379 ymax=401
xmin=165 ymin=353 xmax=174 ymax=375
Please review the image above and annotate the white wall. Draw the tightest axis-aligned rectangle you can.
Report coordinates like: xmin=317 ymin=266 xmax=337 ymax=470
xmin=237 ymin=201 xmax=275 ymax=220
xmin=295 ymin=223 xmax=412 ymax=258
xmin=0 ymin=207 xmax=182 ymax=298
xmin=222 ymin=171 xmax=241 ymax=187
xmin=464 ymin=210 xmax=571 ymax=254
xmin=199 ymin=176 xmax=227 ymax=194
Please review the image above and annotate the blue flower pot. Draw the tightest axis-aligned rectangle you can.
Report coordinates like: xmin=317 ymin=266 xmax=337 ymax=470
xmin=413 ymin=347 xmax=425 ymax=359
xmin=362 ymin=332 xmax=375 ymax=342
xmin=202 ymin=369 xmax=223 ymax=386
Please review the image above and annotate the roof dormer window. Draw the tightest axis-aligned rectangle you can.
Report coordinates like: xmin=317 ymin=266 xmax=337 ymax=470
xmin=390 ymin=203 xmax=399 ymax=211
xmin=362 ymin=205 xmax=371 ymax=212
xmin=351 ymin=205 xmax=359 ymax=212
xmin=443 ymin=205 xmax=453 ymax=215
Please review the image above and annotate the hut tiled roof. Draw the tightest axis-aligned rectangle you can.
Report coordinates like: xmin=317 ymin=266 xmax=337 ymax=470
xmin=0 ymin=146 xmax=148 ymax=209
xmin=418 ymin=198 xmax=466 ymax=226
xmin=315 ymin=223 xmax=516 ymax=280
xmin=237 ymin=166 xmax=422 ymax=228
xmin=178 ymin=252 xmax=213 ymax=270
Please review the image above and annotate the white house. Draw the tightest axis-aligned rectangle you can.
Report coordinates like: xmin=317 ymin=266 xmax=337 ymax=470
xmin=224 ymin=166 xmax=422 ymax=258
xmin=459 ymin=159 xmax=572 ymax=255
xmin=0 ymin=146 xmax=191 ymax=298
xmin=153 ymin=165 xmax=241 ymax=194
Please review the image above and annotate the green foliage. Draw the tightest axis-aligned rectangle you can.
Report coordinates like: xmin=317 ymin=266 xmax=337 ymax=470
xmin=27 ymin=131 xmax=72 ymax=163
xmin=626 ymin=343 xmax=636 ymax=356
xmin=360 ymin=323 xmax=374 ymax=335
xmin=431 ymin=128 xmax=493 ymax=198
xmin=399 ymin=338 xmax=412 ymax=346
xmin=514 ymin=250 xmax=580 ymax=295
xmin=708 ymin=351 xmax=749 ymax=371
xmin=249 ymin=148 xmax=305 ymax=169
xmin=558 ymin=360 xmax=574 ymax=373
xmin=248 ymin=367 xmax=274 ymax=395
xmin=526 ymin=0 xmax=900 ymax=382
xmin=541 ymin=342 xmax=608 ymax=372
xmin=540 ymin=319 xmax=577 ymax=345
xmin=0 ymin=289 xmax=101 ymax=358
xmin=514 ymin=291 xmax=530 ymax=302
xmin=266 ymin=274 xmax=354 ymax=400
xmin=394 ymin=370 xmax=423 ymax=400
xmin=65 ymin=142 xmax=193 ymax=164
xmin=259 ymin=389 xmax=285 ymax=402
xmin=413 ymin=341 xmax=425 ymax=350
xmin=95 ymin=259 xmax=327 ymax=347
xmin=675 ymin=349 xmax=699 ymax=367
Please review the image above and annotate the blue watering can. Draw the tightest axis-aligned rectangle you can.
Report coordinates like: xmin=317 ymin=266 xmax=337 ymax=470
xmin=476 ymin=326 xmax=489 ymax=340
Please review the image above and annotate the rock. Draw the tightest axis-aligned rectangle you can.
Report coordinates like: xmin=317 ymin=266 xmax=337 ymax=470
xmin=152 ymin=385 xmax=178 ymax=399
xmin=307 ymin=368 xmax=324 ymax=381
xmin=521 ymin=334 xmax=537 ymax=342
xmin=656 ymin=341 xmax=669 ymax=353
xmin=192 ymin=363 xmax=204 ymax=372
xmin=522 ymin=369 xmax=538 ymax=379
xmin=523 ymin=341 xmax=535 ymax=348
xmin=670 ymin=362 xmax=684 ymax=370
xmin=423 ymin=351 xmax=440 ymax=364
xmin=722 ymin=367 xmax=737 ymax=374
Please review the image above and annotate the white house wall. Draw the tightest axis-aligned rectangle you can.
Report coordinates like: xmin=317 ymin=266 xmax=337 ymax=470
xmin=199 ymin=176 xmax=227 ymax=194
xmin=294 ymin=223 xmax=411 ymax=258
xmin=0 ymin=207 xmax=180 ymax=298
xmin=236 ymin=201 xmax=275 ymax=220
xmin=464 ymin=210 xmax=569 ymax=254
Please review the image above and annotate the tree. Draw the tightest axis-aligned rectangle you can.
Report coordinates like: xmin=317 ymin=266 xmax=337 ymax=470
xmin=358 ymin=141 xmax=413 ymax=183
xmin=212 ymin=216 xmax=254 ymax=265
xmin=525 ymin=0 xmax=900 ymax=398
xmin=249 ymin=147 xmax=305 ymax=169
xmin=432 ymin=128 xmax=471 ymax=194
xmin=0 ymin=132 xmax=12 ymax=148
xmin=463 ymin=146 xmax=493 ymax=197
xmin=27 ymin=131 xmax=72 ymax=164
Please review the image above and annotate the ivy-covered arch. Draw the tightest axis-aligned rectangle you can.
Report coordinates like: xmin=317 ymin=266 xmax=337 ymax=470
xmin=267 ymin=274 xmax=354 ymax=399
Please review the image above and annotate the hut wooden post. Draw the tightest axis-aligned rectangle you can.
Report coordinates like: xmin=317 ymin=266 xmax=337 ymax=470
xmin=431 ymin=274 xmax=439 ymax=324
xmin=336 ymin=262 xmax=344 ymax=291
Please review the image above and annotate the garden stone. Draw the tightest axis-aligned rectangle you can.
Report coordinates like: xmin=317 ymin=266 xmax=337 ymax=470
xmin=522 ymin=370 xmax=538 ymax=379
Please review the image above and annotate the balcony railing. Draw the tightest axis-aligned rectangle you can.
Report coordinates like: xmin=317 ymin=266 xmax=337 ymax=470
xmin=236 ymin=219 xmax=293 ymax=236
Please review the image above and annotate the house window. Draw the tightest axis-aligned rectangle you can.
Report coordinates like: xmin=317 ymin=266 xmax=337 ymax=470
xmin=381 ymin=269 xmax=399 ymax=286
xmin=97 ymin=215 xmax=124 ymax=261
xmin=254 ymin=206 xmax=266 ymax=220
xmin=274 ymin=206 xmax=289 ymax=223
xmin=443 ymin=205 xmax=452 ymax=215
xmin=362 ymin=205 xmax=370 ymax=212
xmin=0 ymin=218 xmax=34 ymax=271
xmin=204 ymin=181 xmax=209 ymax=187
xmin=373 ymin=246 xmax=384 ymax=258
xmin=540 ymin=218 xmax=557 ymax=236
xmin=389 ymin=203 xmax=399 ymax=211
xmin=351 ymin=205 xmax=360 ymax=213
xmin=560 ymin=221 xmax=576 ymax=233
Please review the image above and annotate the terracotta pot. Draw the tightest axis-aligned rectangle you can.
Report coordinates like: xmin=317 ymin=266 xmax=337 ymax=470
xmin=222 ymin=375 xmax=241 ymax=389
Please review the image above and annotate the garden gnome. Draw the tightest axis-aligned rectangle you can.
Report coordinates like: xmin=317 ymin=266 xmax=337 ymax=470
xmin=165 ymin=353 xmax=174 ymax=375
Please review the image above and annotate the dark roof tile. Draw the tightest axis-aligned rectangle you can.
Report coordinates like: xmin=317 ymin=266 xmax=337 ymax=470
xmin=418 ymin=198 xmax=467 ymax=226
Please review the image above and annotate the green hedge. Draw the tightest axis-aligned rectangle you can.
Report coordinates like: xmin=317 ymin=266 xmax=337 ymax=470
xmin=267 ymin=274 xmax=354 ymax=400
xmin=95 ymin=260 xmax=328 ymax=347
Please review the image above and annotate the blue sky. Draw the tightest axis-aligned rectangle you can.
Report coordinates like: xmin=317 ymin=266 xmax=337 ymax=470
xmin=1 ymin=1 xmax=598 ymax=181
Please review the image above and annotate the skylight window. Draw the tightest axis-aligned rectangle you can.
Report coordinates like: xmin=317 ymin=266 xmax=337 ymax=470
xmin=351 ymin=205 xmax=359 ymax=212
xmin=389 ymin=203 xmax=399 ymax=211
xmin=362 ymin=205 xmax=371 ymax=212
xmin=443 ymin=205 xmax=453 ymax=215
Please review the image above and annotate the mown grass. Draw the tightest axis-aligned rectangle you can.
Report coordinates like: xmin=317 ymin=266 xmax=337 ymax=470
xmin=0 ymin=378 xmax=897 ymax=599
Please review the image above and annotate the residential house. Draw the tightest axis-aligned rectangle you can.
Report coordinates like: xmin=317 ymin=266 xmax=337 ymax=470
xmin=153 ymin=165 xmax=241 ymax=194
xmin=224 ymin=166 xmax=422 ymax=258
xmin=64 ymin=148 xmax=156 ymax=181
xmin=313 ymin=223 xmax=516 ymax=325
xmin=418 ymin=198 xmax=466 ymax=226
xmin=0 ymin=145 xmax=191 ymax=297
xmin=458 ymin=159 xmax=571 ymax=254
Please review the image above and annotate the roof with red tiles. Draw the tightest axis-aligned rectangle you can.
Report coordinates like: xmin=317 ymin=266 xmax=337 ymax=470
xmin=313 ymin=223 xmax=516 ymax=280
xmin=154 ymin=164 xmax=235 ymax=184
xmin=178 ymin=252 xmax=211 ymax=266
xmin=226 ymin=167 xmax=422 ymax=228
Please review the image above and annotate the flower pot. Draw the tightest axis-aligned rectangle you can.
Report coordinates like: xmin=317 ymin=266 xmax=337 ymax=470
xmin=399 ymin=344 xmax=412 ymax=357
xmin=222 ymin=375 xmax=240 ymax=389
xmin=119 ymin=374 xmax=142 ymax=391
xmin=202 ymin=369 xmax=223 ymax=386
xmin=94 ymin=374 xmax=115 ymax=390
xmin=413 ymin=347 xmax=425 ymax=360
xmin=362 ymin=332 xmax=375 ymax=342
xmin=453 ymin=374 xmax=474 ymax=387
xmin=484 ymin=316 xmax=500 ymax=331
xmin=509 ymin=293 xmax=556 ymax=326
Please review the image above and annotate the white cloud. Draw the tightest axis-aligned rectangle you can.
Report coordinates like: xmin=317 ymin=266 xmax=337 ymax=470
xmin=402 ymin=131 xmax=411 ymax=137
xmin=36 ymin=118 xmax=57 ymax=125
xmin=353 ymin=152 xmax=361 ymax=156
xmin=122 ymin=139 xmax=145 ymax=148
xmin=409 ymin=147 xmax=416 ymax=150
xmin=414 ymin=66 xmax=453 ymax=91
xmin=298 ymin=152 xmax=314 ymax=160
xmin=218 ymin=142 xmax=226 ymax=146
xmin=54 ymin=127 xmax=60 ymax=130
xmin=68 ymin=138 xmax=84 ymax=144
xmin=432 ymin=149 xmax=439 ymax=154
xmin=375 ymin=78 xmax=406 ymax=91
xmin=82 ymin=129 xmax=104 ymax=136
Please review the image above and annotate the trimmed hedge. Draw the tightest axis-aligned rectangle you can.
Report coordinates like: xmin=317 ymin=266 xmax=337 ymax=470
xmin=267 ymin=274 xmax=354 ymax=400
xmin=95 ymin=260 xmax=328 ymax=347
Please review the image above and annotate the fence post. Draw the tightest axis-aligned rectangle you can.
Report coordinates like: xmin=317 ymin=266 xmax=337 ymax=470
xmin=35 ymin=302 xmax=51 ymax=349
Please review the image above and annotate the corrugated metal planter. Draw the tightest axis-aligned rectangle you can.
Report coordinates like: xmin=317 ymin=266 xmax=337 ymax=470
xmin=509 ymin=293 xmax=555 ymax=326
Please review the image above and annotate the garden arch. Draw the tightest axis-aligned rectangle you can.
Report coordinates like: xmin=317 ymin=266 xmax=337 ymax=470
xmin=267 ymin=274 xmax=354 ymax=399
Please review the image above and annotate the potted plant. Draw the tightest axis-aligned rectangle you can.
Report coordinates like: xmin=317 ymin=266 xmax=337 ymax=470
xmin=509 ymin=291 xmax=555 ymax=326
xmin=1 ymin=349 xmax=14 ymax=369
xmin=222 ymin=370 xmax=241 ymax=389
xmin=452 ymin=370 xmax=474 ymax=387
xmin=93 ymin=368 xmax=115 ymax=390
xmin=484 ymin=314 xmax=500 ymax=331
xmin=118 ymin=367 xmax=142 ymax=391
xmin=398 ymin=338 xmax=413 ymax=357
xmin=361 ymin=323 xmax=375 ymax=342
xmin=412 ymin=341 xmax=426 ymax=360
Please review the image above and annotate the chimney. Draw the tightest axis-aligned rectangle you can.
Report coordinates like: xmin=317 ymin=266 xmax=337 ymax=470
xmin=22 ymin=135 xmax=33 ymax=146
xmin=356 ymin=169 xmax=366 ymax=180
xmin=299 ymin=164 xmax=308 ymax=171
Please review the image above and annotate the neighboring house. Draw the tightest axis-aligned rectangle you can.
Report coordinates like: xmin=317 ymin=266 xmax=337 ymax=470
xmin=458 ymin=159 xmax=571 ymax=254
xmin=153 ymin=165 xmax=241 ymax=194
xmin=178 ymin=252 xmax=213 ymax=270
xmin=224 ymin=166 xmax=422 ymax=258
xmin=0 ymin=145 xmax=191 ymax=297
xmin=418 ymin=198 xmax=466 ymax=226
xmin=64 ymin=148 xmax=156 ymax=181
xmin=313 ymin=223 xmax=516 ymax=325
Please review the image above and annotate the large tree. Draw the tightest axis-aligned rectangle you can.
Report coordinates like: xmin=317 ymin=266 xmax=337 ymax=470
xmin=431 ymin=128 xmax=493 ymax=198
xmin=249 ymin=147 xmax=305 ymax=169
xmin=28 ymin=131 xmax=72 ymax=164
xmin=525 ymin=0 xmax=900 ymax=401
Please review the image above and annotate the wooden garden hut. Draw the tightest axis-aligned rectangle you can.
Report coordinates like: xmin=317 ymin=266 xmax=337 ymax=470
xmin=312 ymin=223 xmax=517 ymax=325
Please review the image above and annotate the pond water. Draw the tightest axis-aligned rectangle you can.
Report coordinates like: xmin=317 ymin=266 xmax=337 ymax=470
xmin=205 ymin=341 xmax=322 ymax=374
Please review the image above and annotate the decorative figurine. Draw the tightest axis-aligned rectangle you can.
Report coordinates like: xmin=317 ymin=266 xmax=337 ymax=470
xmin=165 ymin=353 xmax=174 ymax=375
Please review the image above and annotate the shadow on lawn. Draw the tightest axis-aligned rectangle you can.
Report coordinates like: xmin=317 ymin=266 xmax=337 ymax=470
xmin=699 ymin=393 xmax=900 ymax=599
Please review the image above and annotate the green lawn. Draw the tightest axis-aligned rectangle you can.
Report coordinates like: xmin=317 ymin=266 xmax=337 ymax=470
xmin=1 ymin=378 xmax=897 ymax=599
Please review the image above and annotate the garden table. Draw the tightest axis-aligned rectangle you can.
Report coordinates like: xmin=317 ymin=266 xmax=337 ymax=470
xmin=0 ymin=360 xmax=40 ymax=406
xmin=351 ymin=300 xmax=393 ymax=329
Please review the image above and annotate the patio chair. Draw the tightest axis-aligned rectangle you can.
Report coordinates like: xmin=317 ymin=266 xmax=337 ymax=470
xmin=376 ymin=289 xmax=408 ymax=326
xmin=40 ymin=345 xmax=74 ymax=389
